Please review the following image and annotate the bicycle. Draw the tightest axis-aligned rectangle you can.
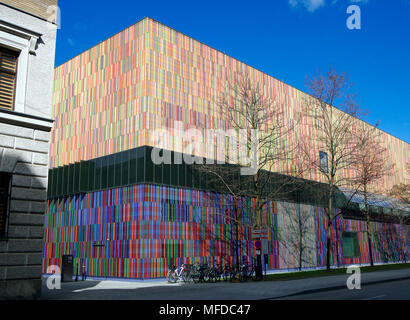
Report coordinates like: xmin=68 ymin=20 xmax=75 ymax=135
xmin=207 ymin=264 xmax=222 ymax=283
xmin=191 ymin=263 xmax=211 ymax=283
xmin=167 ymin=264 xmax=191 ymax=283
xmin=229 ymin=265 xmax=242 ymax=283
xmin=222 ymin=264 xmax=232 ymax=282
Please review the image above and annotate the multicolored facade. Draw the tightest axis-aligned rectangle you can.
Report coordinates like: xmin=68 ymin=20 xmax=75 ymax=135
xmin=44 ymin=18 xmax=410 ymax=279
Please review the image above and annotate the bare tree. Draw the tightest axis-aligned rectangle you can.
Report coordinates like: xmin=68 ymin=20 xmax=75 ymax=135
xmin=375 ymin=223 xmax=404 ymax=263
xmin=349 ymin=122 xmax=394 ymax=266
xmin=389 ymin=164 xmax=410 ymax=262
xmin=389 ymin=163 xmax=410 ymax=208
xmin=301 ymin=68 xmax=365 ymax=271
xmin=195 ymin=72 xmax=307 ymax=272
xmin=277 ymin=201 xmax=316 ymax=271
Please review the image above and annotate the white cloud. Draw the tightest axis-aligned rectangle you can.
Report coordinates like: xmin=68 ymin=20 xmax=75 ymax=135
xmin=289 ymin=0 xmax=299 ymax=7
xmin=67 ymin=38 xmax=76 ymax=47
xmin=289 ymin=0 xmax=326 ymax=12
xmin=289 ymin=0 xmax=369 ymax=12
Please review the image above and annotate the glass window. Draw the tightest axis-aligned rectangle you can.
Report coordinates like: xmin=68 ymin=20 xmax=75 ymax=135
xmin=171 ymin=162 xmax=178 ymax=187
xmin=122 ymin=150 xmax=130 ymax=186
xmin=89 ymin=160 xmax=96 ymax=191
xmin=114 ymin=153 xmax=122 ymax=187
xmin=62 ymin=165 xmax=68 ymax=195
xmin=80 ymin=162 xmax=89 ymax=192
xmin=320 ymin=151 xmax=328 ymax=174
xmin=129 ymin=149 xmax=137 ymax=185
xmin=56 ymin=167 xmax=62 ymax=197
xmin=108 ymin=155 xmax=115 ymax=188
xmin=47 ymin=169 xmax=54 ymax=198
xmin=145 ymin=147 xmax=153 ymax=183
xmin=200 ymin=167 xmax=207 ymax=190
xmin=191 ymin=162 xmax=202 ymax=189
xmin=68 ymin=164 xmax=74 ymax=195
xmin=94 ymin=159 xmax=102 ymax=191
xmin=101 ymin=156 xmax=108 ymax=189
xmin=52 ymin=168 xmax=57 ymax=197
xmin=163 ymin=163 xmax=171 ymax=185
xmin=179 ymin=162 xmax=186 ymax=188
xmin=154 ymin=163 xmax=162 ymax=185
xmin=137 ymin=147 xmax=145 ymax=183
xmin=186 ymin=164 xmax=193 ymax=188
xmin=74 ymin=162 xmax=80 ymax=193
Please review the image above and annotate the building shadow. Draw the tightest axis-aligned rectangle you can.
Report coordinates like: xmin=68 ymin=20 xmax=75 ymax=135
xmin=0 ymin=148 xmax=49 ymax=299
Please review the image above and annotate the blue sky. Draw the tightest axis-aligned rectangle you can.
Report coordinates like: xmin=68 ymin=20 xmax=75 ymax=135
xmin=54 ymin=0 xmax=410 ymax=143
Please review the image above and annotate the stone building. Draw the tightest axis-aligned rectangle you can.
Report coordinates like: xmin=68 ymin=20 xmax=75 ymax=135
xmin=0 ymin=0 xmax=58 ymax=298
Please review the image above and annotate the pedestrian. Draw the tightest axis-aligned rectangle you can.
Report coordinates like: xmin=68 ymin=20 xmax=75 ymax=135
xmin=82 ymin=262 xmax=87 ymax=281
xmin=75 ymin=261 xmax=79 ymax=281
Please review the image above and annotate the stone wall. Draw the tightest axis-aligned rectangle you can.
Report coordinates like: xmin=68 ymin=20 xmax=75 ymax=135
xmin=0 ymin=121 xmax=51 ymax=299
xmin=0 ymin=2 xmax=56 ymax=299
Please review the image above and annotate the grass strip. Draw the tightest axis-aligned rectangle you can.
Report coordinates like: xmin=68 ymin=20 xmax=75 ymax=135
xmin=262 ymin=262 xmax=410 ymax=282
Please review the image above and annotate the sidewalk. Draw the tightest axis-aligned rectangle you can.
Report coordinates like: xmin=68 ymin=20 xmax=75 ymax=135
xmin=40 ymin=267 xmax=410 ymax=300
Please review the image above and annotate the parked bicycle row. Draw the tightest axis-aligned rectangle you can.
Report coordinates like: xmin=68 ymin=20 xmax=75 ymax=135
xmin=167 ymin=262 xmax=261 ymax=283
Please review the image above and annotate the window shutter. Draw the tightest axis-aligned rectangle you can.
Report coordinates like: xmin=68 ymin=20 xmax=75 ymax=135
xmin=0 ymin=47 xmax=19 ymax=110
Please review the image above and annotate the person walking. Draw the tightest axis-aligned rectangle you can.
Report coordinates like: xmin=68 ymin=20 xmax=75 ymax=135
xmin=82 ymin=261 xmax=87 ymax=281
xmin=75 ymin=261 xmax=79 ymax=281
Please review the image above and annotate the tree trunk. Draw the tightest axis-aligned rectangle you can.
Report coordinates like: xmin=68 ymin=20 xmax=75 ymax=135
xmin=404 ymin=224 xmax=408 ymax=264
xmin=335 ymin=219 xmax=340 ymax=268
xmin=366 ymin=219 xmax=374 ymax=267
xmin=364 ymin=188 xmax=374 ymax=267
xmin=234 ymin=201 xmax=240 ymax=270
xmin=326 ymin=224 xmax=332 ymax=271
xmin=298 ymin=203 xmax=303 ymax=271
xmin=326 ymin=187 xmax=333 ymax=271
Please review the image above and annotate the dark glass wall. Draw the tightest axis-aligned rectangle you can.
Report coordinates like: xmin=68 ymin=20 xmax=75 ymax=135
xmin=47 ymin=146 xmax=206 ymax=199
xmin=48 ymin=145 xmax=382 ymax=219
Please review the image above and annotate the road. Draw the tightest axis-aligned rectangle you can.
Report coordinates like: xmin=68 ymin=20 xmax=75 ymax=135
xmin=274 ymin=278 xmax=410 ymax=300
xmin=40 ymin=268 xmax=410 ymax=300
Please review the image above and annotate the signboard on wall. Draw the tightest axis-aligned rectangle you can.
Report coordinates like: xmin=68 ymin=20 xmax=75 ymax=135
xmin=254 ymin=239 xmax=269 ymax=255
xmin=251 ymin=228 xmax=269 ymax=240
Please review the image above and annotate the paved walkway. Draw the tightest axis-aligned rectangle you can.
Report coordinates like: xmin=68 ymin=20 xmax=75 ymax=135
xmin=40 ymin=267 xmax=410 ymax=300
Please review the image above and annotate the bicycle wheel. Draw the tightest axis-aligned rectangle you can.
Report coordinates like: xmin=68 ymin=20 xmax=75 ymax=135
xmin=223 ymin=270 xmax=229 ymax=282
xmin=230 ymin=270 xmax=238 ymax=282
xmin=239 ymin=271 xmax=247 ymax=282
xmin=203 ymin=270 xmax=211 ymax=282
xmin=192 ymin=272 xmax=201 ymax=283
xmin=210 ymin=270 xmax=218 ymax=283
xmin=183 ymin=270 xmax=192 ymax=283
xmin=167 ymin=270 xmax=177 ymax=283
xmin=249 ymin=268 xmax=256 ymax=281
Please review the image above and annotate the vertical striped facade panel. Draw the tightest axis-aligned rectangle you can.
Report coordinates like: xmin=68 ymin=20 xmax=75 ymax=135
xmin=43 ymin=184 xmax=280 ymax=278
xmin=51 ymin=17 xmax=409 ymax=192
xmin=43 ymin=183 xmax=408 ymax=279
